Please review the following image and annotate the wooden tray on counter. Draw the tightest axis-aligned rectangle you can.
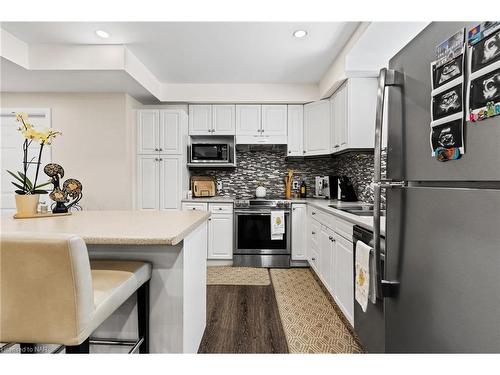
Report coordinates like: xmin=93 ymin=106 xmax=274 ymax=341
xmin=13 ymin=212 xmax=72 ymax=219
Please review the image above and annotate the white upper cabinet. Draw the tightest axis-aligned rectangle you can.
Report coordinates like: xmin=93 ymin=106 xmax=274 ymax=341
xmin=189 ymin=105 xmax=212 ymax=135
xmin=212 ymin=104 xmax=235 ymax=135
xmin=330 ymin=78 xmax=377 ymax=153
xmin=330 ymin=83 xmax=348 ymax=153
xmin=235 ymin=105 xmax=262 ymax=136
xmin=303 ymin=100 xmax=330 ymax=156
xmin=137 ymin=110 xmax=159 ymax=154
xmin=139 ymin=109 xmax=185 ymax=155
xmin=287 ymin=105 xmax=304 ymax=157
xmin=159 ymin=110 xmax=183 ymax=154
xmin=261 ymin=105 xmax=287 ymax=136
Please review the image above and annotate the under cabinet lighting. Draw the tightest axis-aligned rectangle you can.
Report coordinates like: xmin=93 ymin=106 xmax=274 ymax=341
xmin=293 ymin=30 xmax=307 ymax=38
xmin=95 ymin=30 xmax=110 ymax=39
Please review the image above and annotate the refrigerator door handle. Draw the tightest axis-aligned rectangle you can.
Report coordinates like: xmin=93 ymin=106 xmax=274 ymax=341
xmin=374 ymin=68 xmax=404 ymax=298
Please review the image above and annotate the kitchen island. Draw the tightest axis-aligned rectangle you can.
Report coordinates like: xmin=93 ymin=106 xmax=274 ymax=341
xmin=1 ymin=210 xmax=210 ymax=353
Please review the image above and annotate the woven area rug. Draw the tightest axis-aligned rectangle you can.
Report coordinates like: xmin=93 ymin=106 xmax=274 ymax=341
xmin=207 ymin=266 xmax=271 ymax=286
xmin=270 ymin=268 xmax=363 ymax=353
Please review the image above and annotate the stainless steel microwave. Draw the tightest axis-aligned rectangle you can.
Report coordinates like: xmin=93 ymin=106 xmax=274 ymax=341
xmin=190 ymin=143 xmax=230 ymax=163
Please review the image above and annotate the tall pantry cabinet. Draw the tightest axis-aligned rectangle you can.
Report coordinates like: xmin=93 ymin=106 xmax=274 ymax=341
xmin=136 ymin=109 xmax=188 ymax=210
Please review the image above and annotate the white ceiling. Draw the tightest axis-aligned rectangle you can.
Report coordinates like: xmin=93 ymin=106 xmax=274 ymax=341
xmin=0 ymin=58 xmax=157 ymax=102
xmin=1 ymin=22 xmax=360 ymax=84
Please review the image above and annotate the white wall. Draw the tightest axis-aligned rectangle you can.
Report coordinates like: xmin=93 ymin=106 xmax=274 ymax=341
xmin=0 ymin=92 xmax=140 ymax=210
xmin=318 ymin=23 xmax=370 ymax=99
xmin=345 ymin=22 xmax=429 ymax=75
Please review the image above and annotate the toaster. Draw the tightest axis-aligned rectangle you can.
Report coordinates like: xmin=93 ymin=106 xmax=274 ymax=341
xmin=191 ymin=176 xmax=216 ymax=197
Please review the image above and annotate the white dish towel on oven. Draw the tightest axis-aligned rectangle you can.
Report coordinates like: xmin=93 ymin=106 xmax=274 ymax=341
xmin=270 ymin=210 xmax=285 ymax=240
xmin=355 ymin=240 xmax=372 ymax=312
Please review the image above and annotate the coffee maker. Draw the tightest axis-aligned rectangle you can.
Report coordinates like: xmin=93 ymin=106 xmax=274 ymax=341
xmin=314 ymin=175 xmax=358 ymax=201
xmin=321 ymin=175 xmax=339 ymax=199
xmin=314 ymin=176 xmax=324 ymax=198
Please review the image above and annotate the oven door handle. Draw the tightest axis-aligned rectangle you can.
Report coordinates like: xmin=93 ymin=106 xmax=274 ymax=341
xmin=234 ymin=210 xmax=290 ymax=215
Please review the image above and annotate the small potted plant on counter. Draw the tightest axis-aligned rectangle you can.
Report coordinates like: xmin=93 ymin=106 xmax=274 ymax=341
xmin=7 ymin=112 xmax=61 ymax=216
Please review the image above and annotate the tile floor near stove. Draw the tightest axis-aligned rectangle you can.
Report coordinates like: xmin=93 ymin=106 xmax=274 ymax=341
xmin=199 ymin=267 xmax=363 ymax=354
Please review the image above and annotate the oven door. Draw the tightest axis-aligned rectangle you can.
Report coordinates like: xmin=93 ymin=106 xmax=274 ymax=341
xmin=234 ymin=210 xmax=290 ymax=255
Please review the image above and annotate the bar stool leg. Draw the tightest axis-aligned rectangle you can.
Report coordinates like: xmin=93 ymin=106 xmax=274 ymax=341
xmin=137 ymin=281 xmax=150 ymax=354
xmin=66 ymin=338 xmax=90 ymax=354
xmin=20 ymin=343 xmax=36 ymax=354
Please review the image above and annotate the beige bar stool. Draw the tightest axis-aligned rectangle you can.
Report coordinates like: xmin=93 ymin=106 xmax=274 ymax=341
xmin=0 ymin=232 xmax=151 ymax=354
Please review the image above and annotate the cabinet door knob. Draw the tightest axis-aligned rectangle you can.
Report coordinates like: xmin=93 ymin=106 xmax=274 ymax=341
xmin=312 ymin=231 xmax=316 ymax=235
xmin=288 ymin=151 xmax=291 ymax=154
xmin=155 ymin=158 xmax=159 ymax=161
xmin=218 ymin=207 xmax=222 ymax=210
xmin=312 ymin=212 xmax=316 ymax=215
xmin=154 ymin=148 xmax=159 ymax=151
xmin=159 ymin=148 xmax=163 ymax=151
xmin=261 ymin=129 xmax=264 ymax=133
xmin=303 ymin=150 xmax=306 ymax=154
xmin=335 ymin=144 xmax=340 ymax=148
xmin=311 ymin=257 xmax=316 ymax=261
xmin=192 ymin=207 xmax=196 ymax=210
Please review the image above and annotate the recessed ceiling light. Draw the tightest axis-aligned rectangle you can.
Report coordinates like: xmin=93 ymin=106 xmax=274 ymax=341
xmin=95 ymin=30 xmax=110 ymax=39
xmin=293 ymin=30 xmax=308 ymax=38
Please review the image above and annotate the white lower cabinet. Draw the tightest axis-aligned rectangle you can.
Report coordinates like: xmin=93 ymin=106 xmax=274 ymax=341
xmin=291 ymin=204 xmax=307 ymax=260
xmin=208 ymin=212 xmax=233 ymax=259
xmin=137 ymin=155 xmax=183 ymax=211
xmin=334 ymin=234 xmax=354 ymax=325
xmin=159 ymin=156 xmax=182 ymax=210
xmin=319 ymin=226 xmax=335 ymax=293
xmin=137 ymin=155 xmax=161 ymax=210
xmin=308 ymin=209 xmax=354 ymax=326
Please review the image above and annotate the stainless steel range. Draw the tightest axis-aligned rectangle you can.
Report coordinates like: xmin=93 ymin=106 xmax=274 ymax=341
xmin=233 ymin=198 xmax=291 ymax=268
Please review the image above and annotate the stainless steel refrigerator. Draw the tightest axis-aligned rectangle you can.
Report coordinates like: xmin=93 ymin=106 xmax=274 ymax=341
xmin=373 ymin=22 xmax=500 ymax=353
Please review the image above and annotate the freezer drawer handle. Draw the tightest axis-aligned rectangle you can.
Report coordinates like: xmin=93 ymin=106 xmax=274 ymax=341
xmin=374 ymin=68 xmax=404 ymax=299
xmin=381 ymin=280 xmax=400 ymax=298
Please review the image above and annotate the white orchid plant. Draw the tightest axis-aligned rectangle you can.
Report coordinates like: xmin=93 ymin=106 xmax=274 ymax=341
xmin=7 ymin=112 xmax=62 ymax=195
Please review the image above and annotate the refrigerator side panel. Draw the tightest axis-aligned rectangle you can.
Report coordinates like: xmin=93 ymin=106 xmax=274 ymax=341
xmin=387 ymin=22 xmax=500 ymax=182
xmin=384 ymin=186 xmax=500 ymax=353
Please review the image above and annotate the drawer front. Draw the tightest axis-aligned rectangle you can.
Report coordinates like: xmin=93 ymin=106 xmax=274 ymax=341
xmin=209 ymin=203 xmax=233 ymax=214
xmin=335 ymin=217 xmax=354 ymax=241
xmin=309 ymin=247 xmax=320 ymax=273
xmin=181 ymin=202 xmax=208 ymax=211
xmin=310 ymin=206 xmax=335 ymax=229
xmin=310 ymin=219 xmax=321 ymax=249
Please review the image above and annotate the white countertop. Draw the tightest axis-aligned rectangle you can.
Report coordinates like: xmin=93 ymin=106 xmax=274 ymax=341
xmin=181 ymin=195 xmax=385 ymax=236
xmin=1 ymin=210 xmax=211 ymax=246
xmin=182 ymin=196 xmax=235 ymax=203
xmin=300 ymin=198 xmax=386 ymax=236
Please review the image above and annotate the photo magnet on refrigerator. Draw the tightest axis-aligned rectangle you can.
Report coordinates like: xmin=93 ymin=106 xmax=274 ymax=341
xmin=430 ymin=116 xmax=464 ymax=161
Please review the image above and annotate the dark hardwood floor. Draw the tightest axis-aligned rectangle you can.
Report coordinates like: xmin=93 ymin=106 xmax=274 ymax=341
xmin=198 ymin=285 xmax=289 ymax=353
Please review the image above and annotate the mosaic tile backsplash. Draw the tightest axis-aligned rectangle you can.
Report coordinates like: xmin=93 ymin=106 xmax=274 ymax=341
xmin=189 ymin=146 xmax=387 ymax=204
